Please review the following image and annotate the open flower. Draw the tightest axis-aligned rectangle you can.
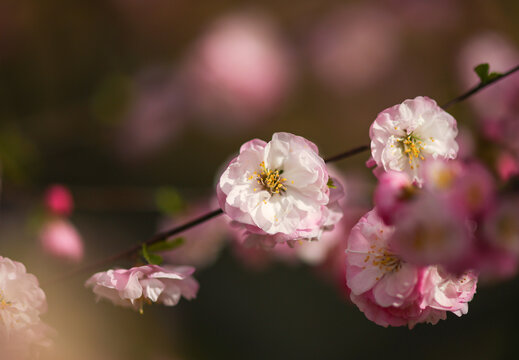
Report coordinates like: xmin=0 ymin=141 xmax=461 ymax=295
xmin=369 ymin=96 xmax=459 ymax=184
xmin=0 ymin=256 xmax=52 ymax=358
xmin=217 ymin=132 xmax=341 ymax=243
xmin=85 ymin=265 xmax=199 ymax=313
xmin=345 ymin=210 xmax=477 ymax=328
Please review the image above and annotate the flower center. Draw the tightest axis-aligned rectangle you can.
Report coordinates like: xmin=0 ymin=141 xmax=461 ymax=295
xmin=0 ymin=291 xmax=11 ymax=310
xmin=251 ymin=161 xmax=288 ymax=195
xmin=370 ymin=248 xmax=402 ymax=274
xmin=397 ymin=134 xmax=425 ymax=169
xmin=348 ymin=242 xmax=402 ymax=277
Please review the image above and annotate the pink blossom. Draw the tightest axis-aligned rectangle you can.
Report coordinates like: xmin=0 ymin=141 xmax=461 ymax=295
xmin=39 ymin=219 xmax=84 ymax=262
xmin=307 ymin=4 xmax=400 ymax=92
xmin=230 ymin=168 xmax=349 ymax=269
xmin=369 ymin=96 xmax=459 ymax=184
xmin=0 ymin=256 xmax=53 ymax=358
xmin=85 ymin=265 xmax=199 ymax=312
xmin=484 ymin=197 xmax=519 ymax=257
xmin=345 ymin=210 xmax=477 ymax=328
xmin=420 ymin=266 xmax=477 ymax=316
xmin=218 ymin=132 xmax=342 ymax=244
xmin=44 ymin=184 xmax=74 ymax=216
xmin=183 ymin=11 xmax=293 ymax=127
xmin=374 ymin=170 xmax=414 ymax=225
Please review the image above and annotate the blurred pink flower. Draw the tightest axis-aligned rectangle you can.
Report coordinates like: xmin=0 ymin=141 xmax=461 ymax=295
xmin=307 ymin=4 xmax=401 ymax=92
xmin=389 ymin=193 xmax=472 ymax=267
xmin=497 ymin=152 xmax=519 ymax=181
xmin=369 ymin=96 xmax=459 ymax=184
xmin=0 ymin=256 xmax=52 ymax=358
xmin=85 ymin=265 xmax=198 ymax=313
xmin=44 ymin=184 xmax=74 ymax=216
xmin=39 ymin=218 xmax=84 ymax=263
xmin=346 ymin=210 xmax=477 ymax=328
xmin=159 ymin=202 xmax=228 ymax=269
xmin=183 ymin=11 xmax=293 ymax=127
xmin=117 ymin=68 xmax=185 ymax=160
xmin=420 ymin=159 xmax=496 ymax=219
xmin=217 ymin=133 xmax=340 ymax=243
xmin=374 ymin=170 xmax=414 ymax=225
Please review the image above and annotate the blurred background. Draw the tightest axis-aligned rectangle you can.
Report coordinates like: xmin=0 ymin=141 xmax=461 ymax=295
xmin=1 ymin=0 xmax=519 ymax=359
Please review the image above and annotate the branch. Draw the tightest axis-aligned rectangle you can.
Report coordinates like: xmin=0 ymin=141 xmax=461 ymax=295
xmin=322 ymin=63 xmax=519 ymax=164
xmin=442 ymin=64 xmax=519 ymax=109
xmin=51 ymin=64 xmax=519 ymax=284
xmin=45 ymin=208 xmax=224 ymax=285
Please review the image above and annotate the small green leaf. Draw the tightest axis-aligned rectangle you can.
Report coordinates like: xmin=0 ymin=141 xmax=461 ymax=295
xmin=327 ymin=178 xmax=336 ymax=189
xmin=474 ymin=63 xmax=490 ymax=82
xmin=474 ymin=63 xmax=502 ymax=84
xmin=147 ymin=237 xmax=185 ymax=253
xmin=141 ymin=244 xmax=163 ymax=265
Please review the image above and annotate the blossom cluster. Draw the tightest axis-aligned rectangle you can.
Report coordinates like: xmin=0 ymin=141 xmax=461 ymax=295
xmin=344 ymin=94 xmax=519 ymax=328
xmin=346 ymin=210 xmax=477 ymax=328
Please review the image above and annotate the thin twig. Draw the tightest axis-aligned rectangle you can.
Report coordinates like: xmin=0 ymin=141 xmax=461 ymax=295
xmin=324 ymin=144 xmax=370 ymax=163
xmin=442 ymin=64 xmax=519 ymax=109
xmin=44 ymin=209 xmax=223 ymax=285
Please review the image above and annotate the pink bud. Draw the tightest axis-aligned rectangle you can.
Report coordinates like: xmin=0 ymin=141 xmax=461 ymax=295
xmin=497 ymin=152 xmax=519 ymax=181
xmin=44 ymin=185 xmax=74 ymax=216
xmin=40 ymin=219 xmax=84 ymax=262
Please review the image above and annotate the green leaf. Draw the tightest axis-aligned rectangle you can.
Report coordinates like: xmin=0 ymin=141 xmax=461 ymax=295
xmin=147 ymin=237 xmax=185 ymax=253
xmin=141 ymin=244 xmax=163 ymax=265
xmin=327 ymin=177 xmax=336 ymax=189
xmin=474 ymin=63 xmax=490 ymax=82
xmin=155 ymin=187 xmax=184 ymax=215
xmin=474 ymin=63 xmax=502 ymax=84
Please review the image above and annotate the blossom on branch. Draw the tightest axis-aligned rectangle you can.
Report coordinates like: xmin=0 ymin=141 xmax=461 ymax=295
xmin=217 ymin=132 xmax=344 ymax=245
xmin=85 ymin=265 xmax=199 ymax=313
xmin=369 ymin=96 xmax=459 ymax=184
